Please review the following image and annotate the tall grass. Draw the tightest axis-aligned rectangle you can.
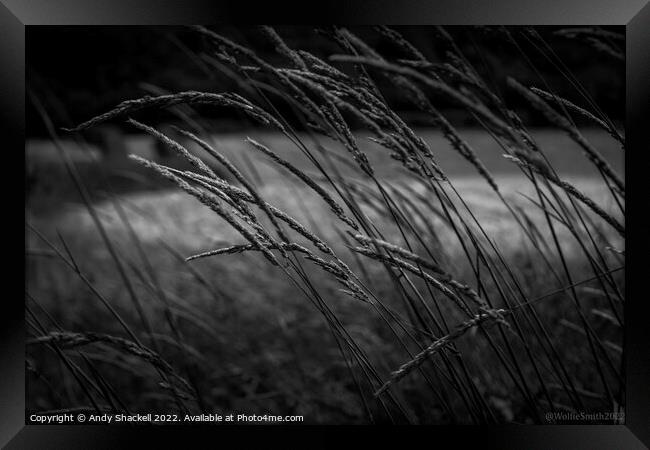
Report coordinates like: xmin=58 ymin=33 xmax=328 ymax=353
xmin=27 ymin=26 xmax=624 ymax=424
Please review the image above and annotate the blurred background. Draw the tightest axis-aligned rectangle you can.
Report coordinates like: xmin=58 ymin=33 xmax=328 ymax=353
xmin=27 ymin=26 xmax=624 ymax=135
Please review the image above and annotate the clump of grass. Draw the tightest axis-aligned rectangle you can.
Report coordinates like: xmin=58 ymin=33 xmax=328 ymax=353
xmin=29 ymin=26 xmax=624 ymax=424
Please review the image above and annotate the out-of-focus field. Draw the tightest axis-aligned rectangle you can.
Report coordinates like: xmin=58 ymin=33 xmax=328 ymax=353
xmin=26 ymin=127 xmax=623 ymax=259
xmin=25 ymin=128 xmax=624 ymax=422
xmin=27 ymin=127 xmax=623 ymax=190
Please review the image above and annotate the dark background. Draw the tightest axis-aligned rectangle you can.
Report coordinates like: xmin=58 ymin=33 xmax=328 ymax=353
xmin=26 ymin=26 xmax=625 ymax=137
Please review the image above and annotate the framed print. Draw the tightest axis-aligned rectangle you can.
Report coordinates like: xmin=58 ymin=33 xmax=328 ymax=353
xmin=2 ymin=0 xmax=649 ymax=447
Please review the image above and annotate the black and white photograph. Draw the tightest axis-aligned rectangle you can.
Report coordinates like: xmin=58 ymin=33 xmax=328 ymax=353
xmin=23 ymin=24 xmax=630 ymax=426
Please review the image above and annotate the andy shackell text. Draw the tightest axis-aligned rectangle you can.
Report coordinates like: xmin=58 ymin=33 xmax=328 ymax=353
xmin=29 ymin=413 xmax=305 ymax=424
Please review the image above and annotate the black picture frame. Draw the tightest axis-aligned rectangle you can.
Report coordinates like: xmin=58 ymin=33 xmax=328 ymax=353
xmin=4 ymin=0 xmax=649 ymax=447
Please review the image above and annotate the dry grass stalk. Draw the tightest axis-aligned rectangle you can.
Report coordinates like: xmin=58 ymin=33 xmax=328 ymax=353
xmin=129 ymin=155 xmax=279 ymax=266
xmin=65 ymin=91 xmax=286 ymax=133
xmin=530 ymin=87 xmax=624 ymax=146
xmin=28 ymin=331 xmax=193 ymax=395
xmin=504 ymin=154 xmax=624 ymax=236
xmin=175 ymin=128 xmax=292 ymax=255
xmin=354 ymin=234 xmax=493 ymax=310
xmin=508 ymin=78 xmax=624 ymax=192
xmin=375 ymin=308 xmax=509 ymax=396
xmin=246 ymin=137 xmax=359 ymax=230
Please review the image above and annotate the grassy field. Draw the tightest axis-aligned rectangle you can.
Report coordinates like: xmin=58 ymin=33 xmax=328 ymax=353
xmin=26 ymin=127 xmax=623 ymax=423
xmin=25 ymin=25 xmax=625 ymax=425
